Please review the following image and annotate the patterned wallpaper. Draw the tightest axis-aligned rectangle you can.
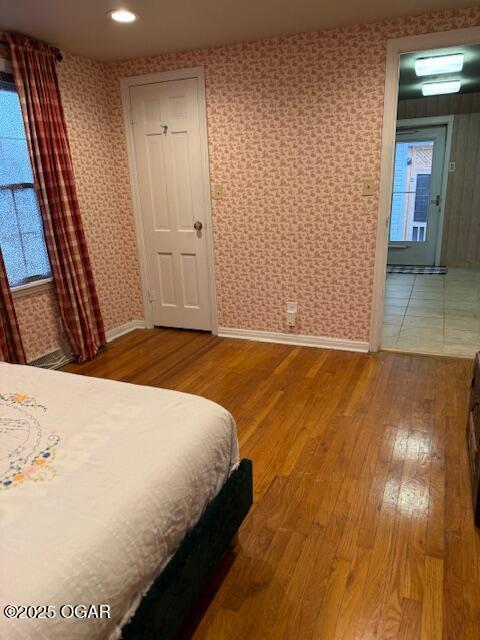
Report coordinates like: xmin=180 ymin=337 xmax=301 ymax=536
xmin=58 ymin=56 xmax=144 ymax=325
xmin=14 ymin=288 xmax=64 ymax=359
xmin=14 ymin=7 xmax=480 ymax=359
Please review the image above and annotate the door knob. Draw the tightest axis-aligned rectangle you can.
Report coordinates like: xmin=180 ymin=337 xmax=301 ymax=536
xmin=193 ymin=221 xmax=203 ymax=231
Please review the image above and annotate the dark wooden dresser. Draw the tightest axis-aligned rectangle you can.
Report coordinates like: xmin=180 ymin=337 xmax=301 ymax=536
xmin=467 ymin=352 xmax=480 ymax=527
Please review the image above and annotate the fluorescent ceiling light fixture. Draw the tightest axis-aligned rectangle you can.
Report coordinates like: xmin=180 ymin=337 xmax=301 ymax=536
xmin=415 ymin=53 xmax=464 ymax=76
xmin=108 ymin=8 xmax=138 ymax=23
xmin=422 ymin=80 xmax=461 ymax=96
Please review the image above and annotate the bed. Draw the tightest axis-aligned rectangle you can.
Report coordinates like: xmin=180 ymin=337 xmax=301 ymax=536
xmin=0 ymin=362 xmax=253 ymax=639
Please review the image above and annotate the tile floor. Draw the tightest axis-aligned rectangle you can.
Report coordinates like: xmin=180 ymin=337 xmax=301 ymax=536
xmin=382 ymin=268 xmax=480 ymax=358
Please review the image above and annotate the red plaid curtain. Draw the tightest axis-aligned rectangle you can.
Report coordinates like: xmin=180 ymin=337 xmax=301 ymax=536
xmin=7 ymin=34 xmax=106 ymax=363
xmin=0 ymin=249 xmax=26 ymax=364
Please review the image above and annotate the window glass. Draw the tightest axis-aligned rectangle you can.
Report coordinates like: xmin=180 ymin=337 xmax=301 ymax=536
xmin=0 ymin=79 xmax=51 ymax=288
xmin=389 ymin=140 xmax=433 ymax=243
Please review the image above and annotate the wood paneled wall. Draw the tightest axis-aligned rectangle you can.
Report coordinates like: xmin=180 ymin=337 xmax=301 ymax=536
xmin=397 ymin=94 xmax=480 ymax=268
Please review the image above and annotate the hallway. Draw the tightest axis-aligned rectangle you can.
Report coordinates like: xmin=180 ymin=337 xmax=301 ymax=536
xmin=382 ymin=268 xmax=480 ymax=357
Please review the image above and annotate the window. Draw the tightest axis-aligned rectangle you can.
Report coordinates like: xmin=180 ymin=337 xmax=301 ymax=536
xmin=389 ymin=140 xmax=433 ymax=243
xmin=413 ymin=174 xmax=431 ymax=224
xmin=0 ymin=75 xmax=51 ymax=289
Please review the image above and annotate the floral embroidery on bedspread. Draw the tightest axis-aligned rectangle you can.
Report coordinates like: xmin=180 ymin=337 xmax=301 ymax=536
xmin=0 ymin=393 xmax=60 ymax=490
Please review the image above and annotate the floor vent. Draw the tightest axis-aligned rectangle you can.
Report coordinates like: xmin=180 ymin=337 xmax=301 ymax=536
xmin=29 ymin=347 xmax=73 ymax=370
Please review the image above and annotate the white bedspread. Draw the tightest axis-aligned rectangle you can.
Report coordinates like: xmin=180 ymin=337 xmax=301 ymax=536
xmin=0 ymin=363 xmax=239 ymax=640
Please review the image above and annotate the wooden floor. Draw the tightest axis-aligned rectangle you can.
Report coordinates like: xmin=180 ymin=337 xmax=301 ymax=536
xmin=63 ymin=328 xmax=480 ymax=639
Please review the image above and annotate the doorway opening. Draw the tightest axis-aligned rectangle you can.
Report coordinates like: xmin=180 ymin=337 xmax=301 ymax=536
xmin=371 ymin=29 xmax=480 ymax=358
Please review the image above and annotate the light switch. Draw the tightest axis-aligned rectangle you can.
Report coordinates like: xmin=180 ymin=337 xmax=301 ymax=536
xmin=212 ymin=183 xmax=224 ymax=199
xmin=362 ymin=177 xmax=374 ymax=196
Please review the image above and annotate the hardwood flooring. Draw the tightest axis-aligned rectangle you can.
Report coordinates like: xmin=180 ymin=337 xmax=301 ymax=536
xmin=63 ymin=328 xmax=480 ymax=639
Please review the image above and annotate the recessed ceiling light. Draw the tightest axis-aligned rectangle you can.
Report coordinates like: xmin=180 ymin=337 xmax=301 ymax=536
xmin=422 ymin=80 xmax=461 ymax=96
xmin=415 ymin=53 xmax=464 ymax=76
xmin=108 ymin=8 xmax=138 ymax=23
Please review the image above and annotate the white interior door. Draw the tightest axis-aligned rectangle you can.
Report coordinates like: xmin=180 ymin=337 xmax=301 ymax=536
xmin=130 ymin=78 xmax=212 ymax=330
xmin=388 ymin=125 xmax=446 ymax=266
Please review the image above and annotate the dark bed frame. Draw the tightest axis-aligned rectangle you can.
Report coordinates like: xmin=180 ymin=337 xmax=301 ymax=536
xmin=122 ymin=458 xmax=253 ymax=640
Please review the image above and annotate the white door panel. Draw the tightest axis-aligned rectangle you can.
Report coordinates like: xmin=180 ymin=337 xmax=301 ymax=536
xmin=131 ymin=78 xmax=212 ymax=330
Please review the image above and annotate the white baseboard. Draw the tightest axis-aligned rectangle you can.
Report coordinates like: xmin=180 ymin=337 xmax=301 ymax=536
xmin=106 ymin=319 xmax=146 ymax=343
xmin=217 ymin=327 xmax=369 ymax=353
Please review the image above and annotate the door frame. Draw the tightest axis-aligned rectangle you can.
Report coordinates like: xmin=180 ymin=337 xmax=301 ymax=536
xmin=392 ymin=115 xmax=454 ymax=264
xmin=369 ymin=26 xmax=480 ymax=352
xmin=120 ymin=67 xmax=218 ymax=333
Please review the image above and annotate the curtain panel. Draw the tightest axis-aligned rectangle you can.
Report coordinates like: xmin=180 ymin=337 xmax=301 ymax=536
xmin=6 ymin=34 xmax=106 ymax=363
xmin=0 ymin=40 xmax=26 ymax=363
xmin=0 ymin=249 xmax=26 ymax=364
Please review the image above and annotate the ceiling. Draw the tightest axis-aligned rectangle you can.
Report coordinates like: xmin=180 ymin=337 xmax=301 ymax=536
xmin=0 ymin=0 xmax=476 ymax=61
xmin=399 ymin=44 xmax=480 ymax=100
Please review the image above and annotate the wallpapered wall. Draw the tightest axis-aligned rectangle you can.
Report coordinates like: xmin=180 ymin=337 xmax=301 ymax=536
xmin=15 ymin=7 xmax=480 ymax=359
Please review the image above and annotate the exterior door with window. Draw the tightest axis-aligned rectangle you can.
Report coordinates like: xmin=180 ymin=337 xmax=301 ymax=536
xmin=388 ymin=126 xmax=446 ymax=266
xmin=130 ymin=76 xmax=213 ymax=331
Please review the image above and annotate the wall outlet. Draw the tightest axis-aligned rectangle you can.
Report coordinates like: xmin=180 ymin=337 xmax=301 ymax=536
xmin=449 ymin=162 xmax=456 ymax=172
xmin=212 ymin=183 xmax=224 ymax=199
xmin=362 ymin=177 xmax=375 ymax=196
xmin=286 ymin=302 xmax=298 ymax=313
